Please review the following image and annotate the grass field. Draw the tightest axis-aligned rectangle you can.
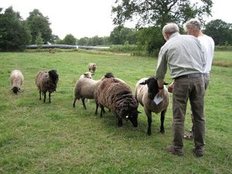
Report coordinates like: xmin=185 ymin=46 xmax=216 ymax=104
xmin=0 ymin=50 xmax=231 ymax=173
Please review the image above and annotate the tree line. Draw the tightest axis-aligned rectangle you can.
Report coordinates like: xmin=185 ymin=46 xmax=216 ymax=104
xmin=1 ymin=2 xmax=232 ymax=53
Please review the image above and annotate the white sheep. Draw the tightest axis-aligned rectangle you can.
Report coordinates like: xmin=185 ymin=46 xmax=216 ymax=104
xmin=10 ymin=70 xmax=24 ymax=94
xmin=79 ymin=71 xmax=93 ymax=79
xmin=35 ymin=70 xmax=59 ymax=103
xmin=73 ymin=72 xmax=114 ymax=109
xmin=88 ymin=63 xmax=97 ymax=74
xmin=135 ymin=76 xmax=169 ymax=135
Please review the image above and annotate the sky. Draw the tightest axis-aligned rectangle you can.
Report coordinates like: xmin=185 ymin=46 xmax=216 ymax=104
xmin=1 ymin=0 xmax=232 ymax=39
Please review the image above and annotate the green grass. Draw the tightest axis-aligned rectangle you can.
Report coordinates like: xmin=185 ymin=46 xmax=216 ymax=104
xmin=0 ymin=50 xmax=231 ymax=173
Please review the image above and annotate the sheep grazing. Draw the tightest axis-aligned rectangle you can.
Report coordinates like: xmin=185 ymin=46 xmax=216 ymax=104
xmin=35 ymin=70 xmax=59 ymax=103
xmin=73 ymin=72 xmax=114 ymax=109
xmin=135 ymin=76 xmax=169 ymax=135
xmin=88 ymin=63 xmax=97 ymax=74
xmin=10 ymin=70 xmax=24 ymax=94
xmin=95 ymin=78 xmax=139 ymax=127
xmin=79 ymin=71 xmax=93 ymax=79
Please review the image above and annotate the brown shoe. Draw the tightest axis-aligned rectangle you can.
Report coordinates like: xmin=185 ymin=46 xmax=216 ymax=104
xmin=166 ymin=146 xmax=184 ymax=156
xmin=193 ymin=148 xmax=204 ymax=157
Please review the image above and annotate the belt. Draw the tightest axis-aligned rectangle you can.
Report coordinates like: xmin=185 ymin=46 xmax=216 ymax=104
xmin=174 ymin=73 xmax=203 ymax=80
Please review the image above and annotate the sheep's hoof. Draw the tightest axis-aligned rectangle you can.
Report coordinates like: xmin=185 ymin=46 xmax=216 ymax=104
xmin=147 ymin=130 xmax=151 ymax=136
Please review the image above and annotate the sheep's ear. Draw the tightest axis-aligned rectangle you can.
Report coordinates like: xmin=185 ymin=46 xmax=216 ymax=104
xmin=164 ymin=82 xmax=169 ymax=85
xmin=139 ymin=81 xmax=146 ymax=85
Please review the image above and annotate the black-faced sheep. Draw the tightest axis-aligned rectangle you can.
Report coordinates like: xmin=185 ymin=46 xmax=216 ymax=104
xmin=10 ymin=70 xmax=24 ymax=94
xmin=88 ymin=63 xmax=97 ymax=74
xmin=73 ymin=72 xmax=114 ymax=109
xmin=35 ymin=70 xmax=59 ymax=103
xmin=95 ymin=78 xmax=139 ymax=127
xmin=135 ymin=76 xmax=169 ymax=135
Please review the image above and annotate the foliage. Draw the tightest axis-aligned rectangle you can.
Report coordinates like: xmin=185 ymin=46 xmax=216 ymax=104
xmin=77 ymin=36 xmax=110 ymax=46
xmin=0 ymin=7 xmax=31 ymax=51
xmin=26 ymin=9 xmax=52 ymax=44
xmin=136 ymin=26 xmax=164 ymax=56
xmin=204 ymin=19 xmax=232 ymax=45
xmin=109 ymin=26 xmax=137 ymax=45
xmin=112 ymin=0 xmax=213 ymax=28
xmin=61 ymin=34 xmax=77 ymax=45
xmin=0 ymin=51 xmax=231 ymax=173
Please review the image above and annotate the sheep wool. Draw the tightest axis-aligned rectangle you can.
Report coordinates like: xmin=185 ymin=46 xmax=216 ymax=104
xmin=35 ymin=70 xmax=59 ymax=103
xmin=95 ymin=78 xmax=139 ymax=127
xmin=135 ymin=76 xmax=169 ymax=135
xmin=10 ymin=70 xmax=24 ymax=94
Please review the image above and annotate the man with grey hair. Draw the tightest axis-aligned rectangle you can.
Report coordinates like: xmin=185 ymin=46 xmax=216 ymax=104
xmin=156 ymin=23 xmax=206 ymax=157
xmin=184 ymin=18 xmax=215 ymax=140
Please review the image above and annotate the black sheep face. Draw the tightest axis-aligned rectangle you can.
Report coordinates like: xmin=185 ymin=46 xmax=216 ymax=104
xmin=118 ymin=107 xmax=138 ymax=127
xmin=48 ymin=70 xmax=59 ymax=84
xmin=12 ymin=86 xmax=20 ymax=94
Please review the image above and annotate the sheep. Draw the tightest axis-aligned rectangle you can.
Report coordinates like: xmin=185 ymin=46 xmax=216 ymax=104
xmin=35 ymin=69 xmax=59 ymax=103
xmin=79 ymin=71 xmax=93 ymax=79
xmin=73 ymin=72 xmax=114 ymax=109
xmin=95 ymin=78 xmax=139 ymax=127
xmin=88 ymin=63 xmax=97 ymax=74
xmin=135 ymin=76 xmax=169 ymax=135
xmin=10 ymin=70 xmax=24 ymax=94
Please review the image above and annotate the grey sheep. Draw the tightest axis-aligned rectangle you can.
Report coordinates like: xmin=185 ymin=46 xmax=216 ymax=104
xmin=95 ymin=78 xmax=139 ymax=127
xmin=10 ymin=70 xmax=24 ymax=94
xmin=73 ymin=72 xmax=114 ymax=109
xmin=35 ymin=70 xmax=59 ymax=103
xmin=135 ymin=76 xmax=169 ymax=135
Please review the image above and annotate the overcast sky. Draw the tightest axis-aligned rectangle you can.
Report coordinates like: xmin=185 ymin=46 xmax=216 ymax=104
xmin=1 ymin=0 xmax=232 ymax=39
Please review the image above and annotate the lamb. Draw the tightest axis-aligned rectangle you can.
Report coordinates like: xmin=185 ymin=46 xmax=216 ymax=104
xmin=135 ymin=76 xmax=169 ymax=135
xmin=88 ymin=63 xmax=97 ymax=74
xmin=73 ymin=72 xmax=114 ymax=109
xmin=95 ymin=78 xmax=139 ymax=127
xmin=10 ymin=70 xmax=24 ymax=94
xmin=35 ymin=69 xmax=59 ymax=103
xmin=79 ymin=71 xmax=93 ymax=79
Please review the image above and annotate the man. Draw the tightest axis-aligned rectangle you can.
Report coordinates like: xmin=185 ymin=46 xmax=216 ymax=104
xmin=184 ymin=18 xmax=215 ymax=139
xmin=156 ymin=23 xmax=206 ymax=157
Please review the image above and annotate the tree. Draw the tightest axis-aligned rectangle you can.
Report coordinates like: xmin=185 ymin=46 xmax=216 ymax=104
xmin=204 ymin=19 xmax=232 ymax=45
xmin=136 ymin=26 xmax=164 ymax=55
xmin=26 ymin=9 xmax=52 ymax=44
xmin=0 ymin=7 xmax=31 ymax=51
xmin=110 ymin=26 xmax=137 ymax=45
xmin=112 ymin=0 xmax=213 ymax=28
xmin=62 ymin=34 xmax=76 ymax=45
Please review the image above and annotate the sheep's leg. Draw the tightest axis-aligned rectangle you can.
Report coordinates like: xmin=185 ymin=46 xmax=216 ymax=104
xmin=43 ymin=92 xmax=46 ymax=103
xmin=100 ymin=105 xmax=104 ymax=117
xmin=48 ymin=92 xmax=51 ymax=103
xmin=145 ymin=109 xmax=152 ymax=135
xmin=95 ymin=102 xmax=99 ymax=115
xmin=160 ymin=110 xmax=166 ymax=133
xmin=81 ymin=98 xmax=87 ymax=110
xmin=39 ymin=90 xmax=42 ymax=100
xmin=117 ymin=116 xmax=123 ymax=127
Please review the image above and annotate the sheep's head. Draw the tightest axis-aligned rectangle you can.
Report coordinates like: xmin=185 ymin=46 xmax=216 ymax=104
xmin=117 ymin=100 xmax=140 ymax=127
xmin=140 ymin=76 xmax=168 ymax=99
xmin=12 ymin=86 xmax=20 ymax=94
xmin=48 ymin=70 xmax=59 ymax=85
xmin=104 ymin=72 xmax=114 ymax=78
xmin=83 ymin=72 xmax=93 ymax=79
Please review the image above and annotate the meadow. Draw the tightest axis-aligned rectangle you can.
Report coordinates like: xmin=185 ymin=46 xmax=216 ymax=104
xmin=0 ymin=50 xmax=231 ymax=173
